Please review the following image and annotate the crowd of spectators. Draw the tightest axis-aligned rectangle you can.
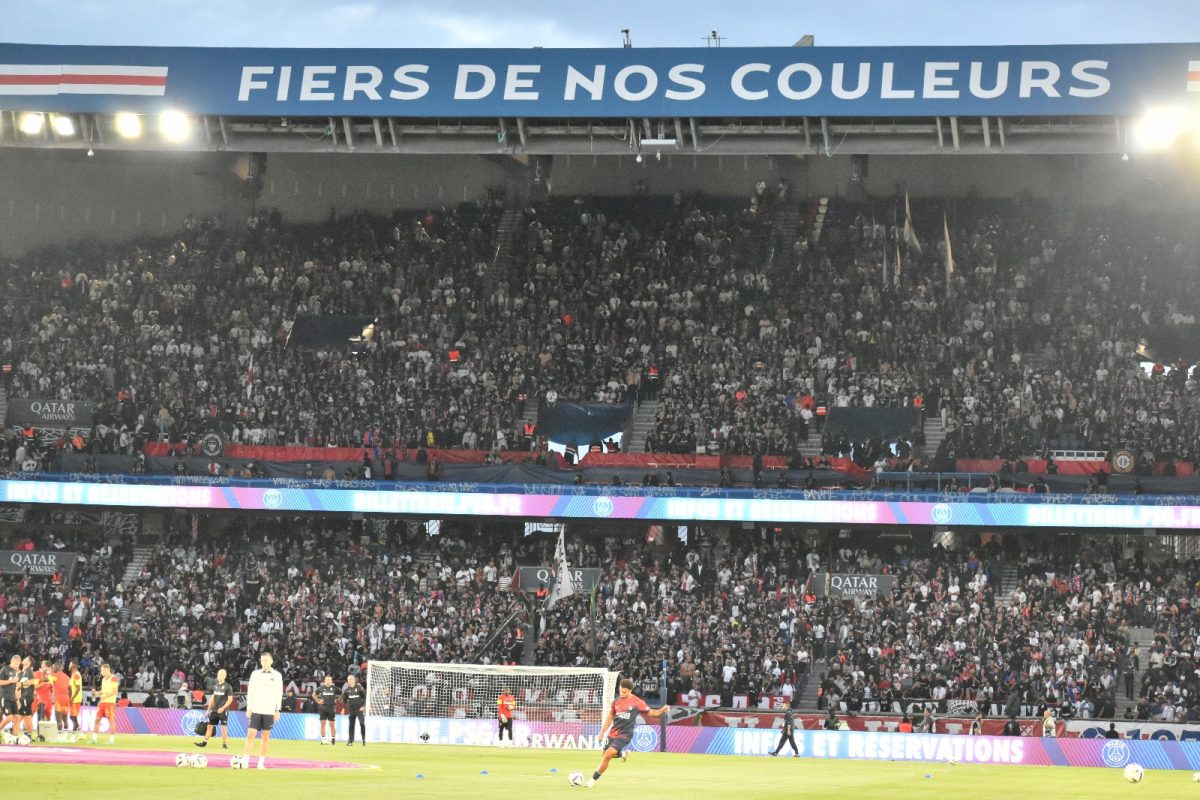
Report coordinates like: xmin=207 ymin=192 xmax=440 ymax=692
xmin=1132 ymin=550 xmax=1200 ymax=721
xmin=1 ymin=189 xmax=1199 ymax=469
xmin=4 ymin=515 xmax=1196 ymax=723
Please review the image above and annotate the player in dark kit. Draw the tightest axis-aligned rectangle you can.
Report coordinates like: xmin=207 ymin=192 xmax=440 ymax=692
xmin=341 ymin=674 xmax=366 ymax=746
xmin=586 ymin=678 xmax=669 ymax=788
xmin=315 ymin=675 xmax=339 ymax=745
xmin=16 ymin=656 xmax=37 ymax=742
xmin=195 ymin=668 xmax=234 ymax=749
xmin=770 ymin=705 xmax=799 ymax=756
xmin=0 ymin=654 xmax=20 ymax=740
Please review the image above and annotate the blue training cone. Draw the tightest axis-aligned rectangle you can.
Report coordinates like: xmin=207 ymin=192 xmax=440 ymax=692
xmin=480 ymin=770 xmax=489 ymax=775
xmin=549 ymin=768 xmax=558 ymax=773
xmin=416 ymin=773 xmax=425 ymax=779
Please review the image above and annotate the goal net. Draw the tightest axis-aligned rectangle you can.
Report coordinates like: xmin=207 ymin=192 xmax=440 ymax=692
xmin=366 ymin=661 xmax=620 ymax=748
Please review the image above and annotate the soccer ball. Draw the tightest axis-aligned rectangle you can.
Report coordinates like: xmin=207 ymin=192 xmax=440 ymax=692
xmin=568 ymin=771 xmax=585 ymax=786
xmin=190 ymin=754 xmax=208 ymax=769
xmin=1192 ymin=771 xmax=1200 ymax=782
xmin=230 ymin=755 xmax=249 ymax=769
xmin=16 ymin=734 xmax=31 ymax=746
xmin=1123 ymin=763 xmax=1144 ymax=783
xmin=176 ymin=753 xmax=191 ymax=768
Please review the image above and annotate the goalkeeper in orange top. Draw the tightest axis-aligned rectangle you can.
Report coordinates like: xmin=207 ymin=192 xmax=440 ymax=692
xmin=497 ymin=688 xmax=516 ymax=747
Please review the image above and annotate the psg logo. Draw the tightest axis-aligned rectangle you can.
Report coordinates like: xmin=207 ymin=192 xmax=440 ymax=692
xmin=181 ymin=710 xmax=207 ymax=737
xmin=592 ymin=497 xmax=614 ymax=518
xmin=1111 ymin=450 xmax=1135 ymax=474
xmin=931 ymin=503 xmax=953 ymax=525
xmin=262 ymin=489 xmax=283 ymax=509
xmin=1101 ymin=740 xmax=1131 ymax=768
xmin=631 ymin=727 xmax=658 ymax=752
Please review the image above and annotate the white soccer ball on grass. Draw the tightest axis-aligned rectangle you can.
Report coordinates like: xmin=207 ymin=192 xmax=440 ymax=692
xmin=176 ymin=753 xmax=190 ymax=768
xmin=1123 ymin=763 xmax=1144 ymax=783
xmin=568 ymin=771 xmax=585 ymax=786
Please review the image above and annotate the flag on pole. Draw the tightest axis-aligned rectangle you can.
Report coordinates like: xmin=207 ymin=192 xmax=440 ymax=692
xmin=943 ymin=211 xmax=956 ymax=280
xmin=245 ymin=355 xmax=254 ymax=399
xmin=546 ymin=529 xmax=575 ymax=608
xmin=903 ymin=192 xmax=922 ymax=254
xmin=894 ymin=239 xmax=902 ymax=288
xmin=882 ymin=237 xmax=889 ymax=288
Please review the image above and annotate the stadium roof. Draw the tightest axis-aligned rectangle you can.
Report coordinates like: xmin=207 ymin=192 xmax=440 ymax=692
xmin=1 ymin=41 xmax=1198 ymax=155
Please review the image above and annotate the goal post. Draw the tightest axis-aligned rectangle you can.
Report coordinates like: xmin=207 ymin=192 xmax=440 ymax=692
xmin=366 ymin=661 xmax=620 ymax=748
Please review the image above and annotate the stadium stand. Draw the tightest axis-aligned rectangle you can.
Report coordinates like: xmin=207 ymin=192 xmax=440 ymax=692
xmin=2 ymin=192 xmax=1198 ymax=488
xmin=4 ymin=520 xmax=1193 ymax=723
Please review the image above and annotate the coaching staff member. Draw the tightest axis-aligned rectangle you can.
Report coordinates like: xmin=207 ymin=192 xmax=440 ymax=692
xmin=771 ymin=705 xmax=799 ymax=756
xmin=342 ymin=674 xmax=367 ymax=746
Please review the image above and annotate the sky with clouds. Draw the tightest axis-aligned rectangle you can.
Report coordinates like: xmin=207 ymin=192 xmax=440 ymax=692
xmin=6 ymin=1 xmax=1200 ymax=49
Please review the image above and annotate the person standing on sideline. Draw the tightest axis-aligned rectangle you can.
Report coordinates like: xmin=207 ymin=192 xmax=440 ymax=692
xmin=51 ymin=664 xmax=72 ymax=740
xmin=17 ymin=656 xmax=37 ymax=742
xmin=92 ymin=663 xmax=119 ymax=744
xmin=771 ymin=705 xmax=799 ymax=756
xmin=68 ymin=661 xmax=83 ymax=733
xmin=315 ymin=675 xmax=339 ymax=745
xmin=969 ymin=713 xmax=983 ymax=735
xmin=0 ymin=655 xmax=20 ymax=740
xmin=32 ymin=660 xmax=55 ymax=738
xmin=195 ymin=668 xmax=234 ymax=749
xmin=243 ymin=652 xmax=283 ymax=770
xmin=497 ymin=687 xmax=516 ymax=747
xmin=342 ymin=674 xmax=366 ymax=746
xmin=1041 ymin=709 xmax=1056 ymax=737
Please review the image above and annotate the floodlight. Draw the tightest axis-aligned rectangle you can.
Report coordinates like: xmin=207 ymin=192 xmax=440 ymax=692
xmin=18 ymin=112 xmax=44 ymax=136
xmin=1132 ymin=105 xmax=1188 ymax=152
xmin=50 ymin=114 xmax=75 ymax=137
xmin=159 ymin=110 xmax=191 ymax=142
xmin=114 ymin=112 xmax=142 ymax=139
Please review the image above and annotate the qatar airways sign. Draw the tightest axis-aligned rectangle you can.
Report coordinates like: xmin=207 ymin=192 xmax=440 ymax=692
xmin=2 ymin=42 xmax=1197 ymax=118
xmin=814 ymin=572 xmax=895 ymax=599
xmin=0 ymin=549 xmax=77 ymax=580
xmin=5 ymin=398 xmax=93 ymax=427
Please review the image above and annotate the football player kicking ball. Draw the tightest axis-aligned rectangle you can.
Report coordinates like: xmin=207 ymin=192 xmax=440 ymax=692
xmin=585 ymin=679 xmax=668 ymax=788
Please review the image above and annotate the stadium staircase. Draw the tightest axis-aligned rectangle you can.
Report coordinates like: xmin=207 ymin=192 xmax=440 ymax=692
xmin=922 ymin=416 xmax=947 ymax=460
xmin=120 ymin=545 xmax=154 ymax=587
xmin=797 ymin=425 xmax=823 ymax=458
xmin=1128 ymin=626 xmax=1157 ymax=705
xmin=774 ymin=207 xmax=804 ymax=255
xmin=795 ymin=663 xmax=826 ymax=710
xmin=625 ymin=399 xmax=660 ymax=452
xmin=996 ymin=564 xmax=1022 ymax=608
xmin=485 ymin=207 xmax=522 ymax=289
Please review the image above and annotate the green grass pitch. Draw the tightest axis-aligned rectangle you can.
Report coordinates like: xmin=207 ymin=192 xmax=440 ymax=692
xmin=4 ymin=735 xmax=1195 ymax=799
